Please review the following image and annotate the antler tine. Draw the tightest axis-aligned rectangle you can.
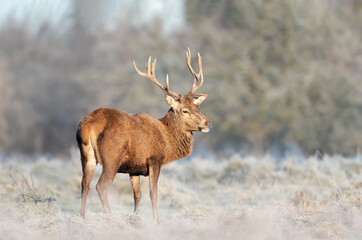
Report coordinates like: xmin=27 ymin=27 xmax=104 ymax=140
xmin=186 ymin=48 xmax=195 ymax=81
xmin=166 ymin=74 xmax=170 ymax=90
xmin=151 ymin=58 xmax=156 ymax=75
xmin=196 ymin=52 xmax=204 ymax=89
xmin=133 ymin=57 xmax=180 ymax=98
xmin=186 ymin=48 xmax=204 ymax=94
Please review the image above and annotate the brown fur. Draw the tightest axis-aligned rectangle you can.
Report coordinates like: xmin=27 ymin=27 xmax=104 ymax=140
xmin=77 ymin=95 xmax=210 ymax=222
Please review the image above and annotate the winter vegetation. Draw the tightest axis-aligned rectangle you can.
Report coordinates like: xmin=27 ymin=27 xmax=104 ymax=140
xmin=0 ymin=152 xmax=361 ymax=239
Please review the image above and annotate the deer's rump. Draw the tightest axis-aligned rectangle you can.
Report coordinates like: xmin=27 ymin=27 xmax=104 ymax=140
xmin=77 ymin=108 xmax=168 ymax=176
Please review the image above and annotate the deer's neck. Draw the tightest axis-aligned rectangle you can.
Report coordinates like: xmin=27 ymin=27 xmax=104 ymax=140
xmin=160 ymin=109 xmax=193 ymax=162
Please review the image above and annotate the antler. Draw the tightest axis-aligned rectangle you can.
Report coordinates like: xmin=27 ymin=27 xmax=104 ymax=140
xmin=133 ymin=57 xmax=180 ymax=98
xmin=186 ymin=48 xmax=204 ymax=94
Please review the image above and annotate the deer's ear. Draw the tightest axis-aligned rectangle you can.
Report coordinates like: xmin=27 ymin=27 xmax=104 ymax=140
xmin=193 ymin=94 xmax=208 ymax=105
xmin=165 ymin=94 xmax=179 ymax=109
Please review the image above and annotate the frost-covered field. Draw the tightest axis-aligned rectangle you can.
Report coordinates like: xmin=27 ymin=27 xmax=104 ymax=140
xmin=0 ymin=151 xmax=361 ymax=240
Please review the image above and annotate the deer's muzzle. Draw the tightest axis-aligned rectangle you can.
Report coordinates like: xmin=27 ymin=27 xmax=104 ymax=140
xmin=199 ymin=120 xmax=211 ymax=133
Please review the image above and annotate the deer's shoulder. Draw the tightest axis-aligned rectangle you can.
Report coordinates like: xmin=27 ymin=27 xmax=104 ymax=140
xmin=132 ymin=113 xmax=160 ymax=124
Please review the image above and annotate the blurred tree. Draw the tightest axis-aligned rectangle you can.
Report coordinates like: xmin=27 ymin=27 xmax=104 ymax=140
xmin=0 ymin=0 xmax=361 ymax=156
xmin=0 ymin=7 xmax=98 ymax=153
xmin=185 ymin=0 xmax=362 ymax=156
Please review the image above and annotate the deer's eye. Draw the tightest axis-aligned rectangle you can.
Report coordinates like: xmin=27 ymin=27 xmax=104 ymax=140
xmin=182 ymin=109 xmax=190 ymax=114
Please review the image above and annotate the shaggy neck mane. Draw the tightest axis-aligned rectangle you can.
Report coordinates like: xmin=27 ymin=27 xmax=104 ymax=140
xmin=159 ymin=109 xmax=193 ymax=162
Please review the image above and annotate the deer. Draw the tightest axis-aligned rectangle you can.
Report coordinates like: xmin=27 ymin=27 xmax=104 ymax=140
xmin=76 ymin=48 xmax=211 ymax=223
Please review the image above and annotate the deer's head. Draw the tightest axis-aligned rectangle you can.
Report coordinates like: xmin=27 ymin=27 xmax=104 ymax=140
xmin=133 ymin=48 xmax=211 ymax=133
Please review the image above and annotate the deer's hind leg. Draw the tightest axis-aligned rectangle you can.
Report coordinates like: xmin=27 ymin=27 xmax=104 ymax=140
xmin=96 ymin=162 xmax=119 ymax=215
xmin=80 ymin=144 xmax=97 ymax=219
xmin=130 ymin=175 xmax=141 ymax=213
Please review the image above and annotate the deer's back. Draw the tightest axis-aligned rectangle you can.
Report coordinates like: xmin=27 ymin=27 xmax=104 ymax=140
xmin=77 ymin=108 xmax=169 ymax=175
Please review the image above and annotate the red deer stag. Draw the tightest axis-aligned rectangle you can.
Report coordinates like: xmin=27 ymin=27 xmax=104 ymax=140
xmin=76 ymin=48 xmax=210 ymax=223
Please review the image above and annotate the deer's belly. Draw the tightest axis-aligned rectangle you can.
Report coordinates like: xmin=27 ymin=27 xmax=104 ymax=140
xmin=117 ymin=162 xmax=149 ymax=176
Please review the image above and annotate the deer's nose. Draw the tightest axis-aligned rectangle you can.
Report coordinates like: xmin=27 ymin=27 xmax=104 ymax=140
xmin=205 ymin=120 xmax=211 ymax=127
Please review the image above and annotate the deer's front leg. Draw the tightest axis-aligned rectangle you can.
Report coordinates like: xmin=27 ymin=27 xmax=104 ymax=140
xmin=148 ymin=163 xmax=161 ymax=223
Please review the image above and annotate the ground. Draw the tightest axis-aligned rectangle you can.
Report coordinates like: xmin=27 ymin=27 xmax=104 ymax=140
xmin=0 ymin=150 xmax=361 ymax=240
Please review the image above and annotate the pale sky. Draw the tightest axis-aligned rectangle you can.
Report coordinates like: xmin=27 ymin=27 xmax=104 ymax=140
xmin=0 ymin=0 xmax=71 ymax=27
xmin=0 ymin=0 xmax=184 ymax=32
